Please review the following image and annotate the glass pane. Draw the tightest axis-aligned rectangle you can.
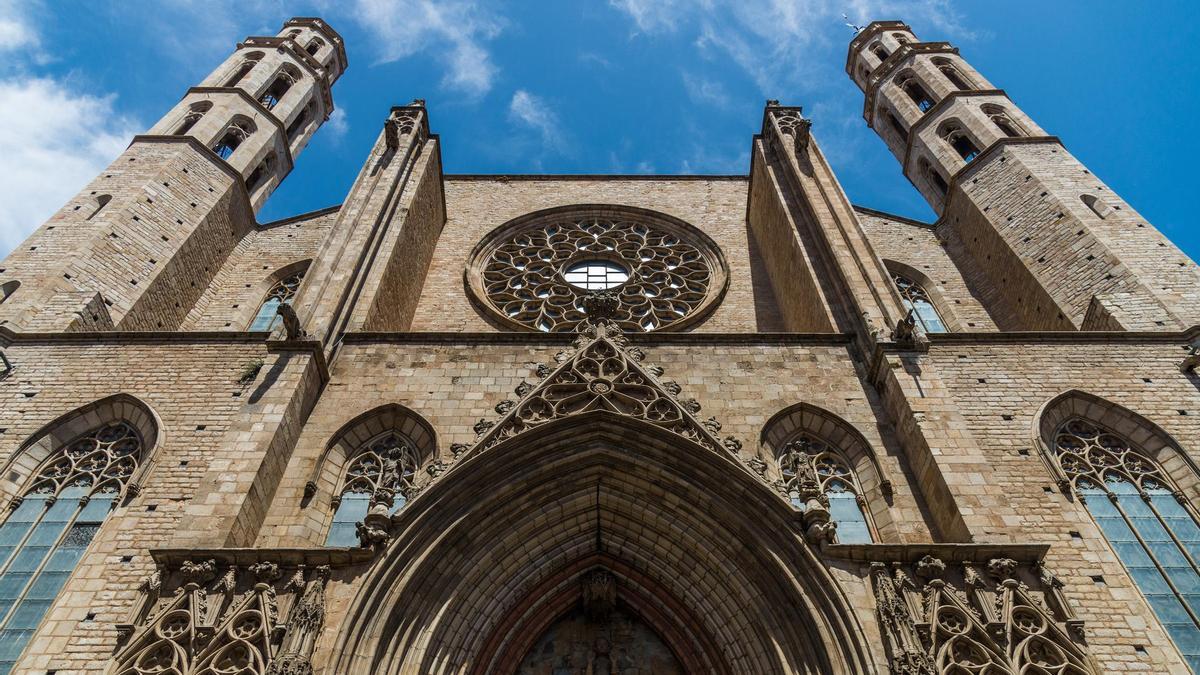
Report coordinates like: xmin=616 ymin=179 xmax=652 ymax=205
xmin=4 ymin=599 xmax=50 ymax=630
xmin=332 ymin=493 xmax=369 ymax=523
xmin=828 ymin=492 xmax=871 ymax=544
xmin=0 ymin=628 xmax=32 ymax=661
xmin=78 ymin=498 xmax=113 ymax=524
xmin=325 ymin=523 xmax=358 ymax=548
xmin=250 ymin=297 xmax=283 ymax=331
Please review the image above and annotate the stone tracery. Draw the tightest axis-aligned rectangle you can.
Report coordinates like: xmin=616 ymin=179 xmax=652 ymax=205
xmin=466 ymin=207 xmax=727 ymax=333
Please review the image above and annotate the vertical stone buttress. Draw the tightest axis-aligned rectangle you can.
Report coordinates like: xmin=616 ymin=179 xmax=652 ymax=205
xmin=171 ymin=103 xmax=445 ymax=548
xmin=849 ymin=21 xmax=1200 ymax=330
xmin=290 ymin=102 xmax=446 ymax=357
xmin=0 ymin=18 xmax=346 ymax=332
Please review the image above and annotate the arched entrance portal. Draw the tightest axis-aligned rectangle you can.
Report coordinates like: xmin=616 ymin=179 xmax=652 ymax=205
xmin=329 ymin=413 xmax=876 ymax=674
xmin=514 ymin=569 xmax=683 ymax=673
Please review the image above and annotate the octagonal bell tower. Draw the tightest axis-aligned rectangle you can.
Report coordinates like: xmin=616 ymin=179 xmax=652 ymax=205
xmin=848 ymin=21 xmax=1200 ymax=331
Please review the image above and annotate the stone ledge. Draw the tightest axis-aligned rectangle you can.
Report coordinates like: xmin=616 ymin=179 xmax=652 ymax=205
xmin=151 ymin=546 xmax=375 ymax=568
xmin=826 ymin=542 xmax=1050 ymax=563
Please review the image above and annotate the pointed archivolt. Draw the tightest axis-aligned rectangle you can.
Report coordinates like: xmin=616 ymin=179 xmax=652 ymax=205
xmin=460 ymin=316 xmax=742 ymax=460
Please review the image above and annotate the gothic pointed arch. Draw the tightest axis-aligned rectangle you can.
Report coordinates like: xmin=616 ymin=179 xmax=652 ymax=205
xmin=0 ymin=393 xmax=163 ymax=507
xmin=305 ymin=403 xmax=438 ymax=545
xmin=1032 ymin=389 xmax=1200 ymax=497
xmin=1034 ymin=390 xmax=1200 ymax=670
xmin=245 ymin=259 xmax=311 ymax=332
xmin=326 ymin=413 xmax=879 ymax=674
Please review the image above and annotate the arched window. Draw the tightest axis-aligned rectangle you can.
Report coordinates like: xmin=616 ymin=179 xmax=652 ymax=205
xmin=0 ymin=421 xmax=145 ymax=672
xmin=897 ymin=73 xmax=935 ymax=112
xmin=223 ymin=52 xmax=263 ymax=88
xmin=0 ymin=281 xmax=18 ymax=303
xmin=892 ymin=273 xmax=947 ymax=333
xmin=869 ymin=42 xmax=889 ymax=62
xmin=325 ymin=432 xmax=418 ymax=547
xmin=885 ymin=109 xmax=906 ymax=142
xmin=941 ymin=123 xmax=980 ymax=162
xmin=249 ymin=271 xmax=304 ymax=331
xmin=776 ymin=436 xmax=872 ymax=543
xmin=920 ymin=158 xmax=949 ymax=198
xmin=245 ymin=153 xmax=276 ymax=194
xmin=211 ymin=120 xmax=254 ymax=160
xmin=933 ymin=57 xmax=972 ymax=91
xmin=86 ymin=194 xmax=111 ymax=221
xmin=259 ymin=67 xmax=299 ymax=111
xmin=892 ymin=33 xmax=910 ymax=44
xmin=1081 ymin=194 xmax=1114 ymax=219
xmin=172 ymin=101 xmax=211 ymax=135
xmin=286 ymin=102 xmax=314 ymax=141
xmin=1053 ymin=418 xmax=1200 ymax=671
xmin=306 ymin=37 xmax=324 ymax=56
xmin=983 ymin=104 xmax=1023 ymax=138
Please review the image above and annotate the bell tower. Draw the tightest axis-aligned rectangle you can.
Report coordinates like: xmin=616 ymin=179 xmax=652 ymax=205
xmin=0 ymin=18 xmax=345 ymax=332
xmin=848 ymin=21 xmax=1200 ymax=330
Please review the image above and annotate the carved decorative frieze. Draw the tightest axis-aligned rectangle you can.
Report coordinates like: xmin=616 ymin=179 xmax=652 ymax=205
xmin=869 ymin=555 xmax=1094 ymax=674
xmin=112 ymin=557 xmax=334 ymax=675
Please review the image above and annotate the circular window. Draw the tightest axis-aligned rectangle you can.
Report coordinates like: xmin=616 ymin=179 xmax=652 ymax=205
xmin=466 ymin=206 xmax=728 ymax=333
xmin=563 ymin=260 xmax=630 ymax=290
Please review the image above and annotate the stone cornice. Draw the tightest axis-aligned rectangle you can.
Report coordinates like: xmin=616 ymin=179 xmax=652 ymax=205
xmin=257 ymin=203 xmax=341 ymax=230
xmin=184 ymin=87 xmax=296 ymax=175
xmin=340 ymin=331 xmax=855 ymax=346
xmin=862 ymin=42 xmax=959 ymax=118
xmin=846 ymin=20 xmax=910 ymax=70
xmin=151 ymin=546 xmax=375 ymax=568
xmin=284 ymin=16 xmax=348 ymax=75
xmin=826 ymin=542 xmax=1051 ymax=563
xmin=236 ymin=36 xmax=336 ymax=116
xmin=935 ymin=135 xmax=1065 ymax=217
xmin=896 ymin=88 xmax=1010 ymax=174
xmin=851 ymin=204 xmax=936 ymax=231
xmin=444 ymin=174 xmax=749 ymax=181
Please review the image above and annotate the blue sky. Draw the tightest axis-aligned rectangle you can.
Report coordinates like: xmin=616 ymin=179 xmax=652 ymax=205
xmin=0 ymin=0 xmax=1196 ymax=260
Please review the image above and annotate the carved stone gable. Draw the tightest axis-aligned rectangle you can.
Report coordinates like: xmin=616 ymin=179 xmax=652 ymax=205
xmin=462 ymin=320 xmax=741 ymax=457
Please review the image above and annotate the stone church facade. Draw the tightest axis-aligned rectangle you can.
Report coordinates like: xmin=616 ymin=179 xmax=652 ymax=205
xmin=0 ymin=14 xmax=1197 ymax=674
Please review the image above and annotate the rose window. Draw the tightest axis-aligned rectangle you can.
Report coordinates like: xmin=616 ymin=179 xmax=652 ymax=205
xmin=466 ymin=206 xmax=728 ymax=332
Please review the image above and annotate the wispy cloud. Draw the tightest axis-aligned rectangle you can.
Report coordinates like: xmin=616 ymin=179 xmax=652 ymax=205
xmin=0 ymin=0 xmax=37 ymax=54
xmin=327 ymin=107 xmax=349 ymax=139
xmin=0 ymin=77 xmax=140 ymax=253
xmin=508 ymin=90 xmax=566 ymax=152
xmin=681 ymin=72 xmax=731 ymax=109
xmin=351 ymin=0 xmax=504 ymax=97
xmin=608 ymin=0 xmax=693 ymax=34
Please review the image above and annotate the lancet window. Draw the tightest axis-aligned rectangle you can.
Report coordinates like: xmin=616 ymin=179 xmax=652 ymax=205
xmin=249 ymin=271 xmax=305 ymax=331
xmin=1054 ymin=418 xmax=1200 ymax=672
xmin=776 ymin=436 xmax=872 ymax=543
xmin=0 ymin=422 xmax=145 ymax=674
xmin=892 ymin=273 xmax=947 ymax=333
xmin=325 ymin=432 xmax=418 ymax=547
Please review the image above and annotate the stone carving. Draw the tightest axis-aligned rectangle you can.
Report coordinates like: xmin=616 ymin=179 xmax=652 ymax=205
xmin=771 ymin=108 xmax=813 ymax=154
xmin=325 ymin=432 xmax=418 ymax=549
xmin=1052 ymin=418 xmax=1170 ymax=495
xmin=581 ymin=569 xmax=617 ymax=623
xmin=467 ymin=210 xmax=724 ymax=333
xmin=891 ymin=309 xmax=929 ymax=348
xmin=275 ymin=302 xmax=306 ymax=340
xmin=25 ymin=420 xmax=144 ymax=503
xmin=871 ymin=557 xmax=1093 ymax=675
xmin=462 ymin=319 xmax=732 ymax=457
xmin=113 ymin=560 xmax=331 ymax=675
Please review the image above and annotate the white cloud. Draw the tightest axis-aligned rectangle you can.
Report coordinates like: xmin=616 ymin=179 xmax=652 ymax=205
xmin=508 ymin=90 xmax=565 ymax=152
xmin=682 ymin=72 xmax=731 ymax=109
xmin=327 ymin=107 xmax=349 ymax=139
xmin=351 ymin=0 xmax=503 ymax=97
xmin=0 ymin=77 xmax=139 ymax=254
xmin=0 ymin=0 xmax=40 ymax=61
xmin=608 ymin=0 xmax=693 ymax=34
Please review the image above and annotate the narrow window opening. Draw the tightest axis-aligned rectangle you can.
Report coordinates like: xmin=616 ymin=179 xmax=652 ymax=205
xmin=776 ymin=436 xmax=873 ymax=543
xmin=87 ymin=195 xmax=112 ymax=221
xmin=886 ymin=110 xmax=906 ymax=141
xmin=306 ymin=38 xmax=324 ymax=56
xmin=869 ymin=42 xmax=889 ymax=62
xmin=892 ymin=273 xmax=948 ymax=333
xmin=212 ymin=121 xmax=253 ymax=160
xmin=286 ymin=103 xmax=314 ymax=141
xmin=325 ymin=432 xmax=419 ymax=547
xmin=259 ymin=71 xmax=297 ymax=111
xmin=898 ymin=74 xmax=935 ymax=112
xmin=245 ymin=154 xmax=276 ymax=194
xmin=250 ymin=270 xmax=305 ymax=331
